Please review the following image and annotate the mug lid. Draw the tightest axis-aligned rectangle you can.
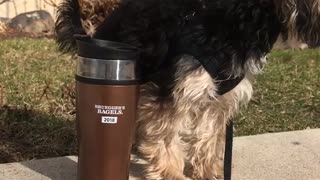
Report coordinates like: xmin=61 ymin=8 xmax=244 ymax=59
xmin=74 ymin=34 xmax=140 ymax=60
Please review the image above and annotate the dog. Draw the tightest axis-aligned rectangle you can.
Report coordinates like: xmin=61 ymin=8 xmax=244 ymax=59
xmin=55 ymin=0 xmax=320 ymax=179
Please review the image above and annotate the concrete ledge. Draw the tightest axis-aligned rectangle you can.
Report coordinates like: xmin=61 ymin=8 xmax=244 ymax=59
xmin=1 ymin=129 xmax=319 ymax=180
xmin=233 ymin=129 xmax=320 ymax=180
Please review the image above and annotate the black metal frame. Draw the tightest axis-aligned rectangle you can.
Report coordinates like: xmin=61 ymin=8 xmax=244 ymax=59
xmin=224 ymin=121 xmax=233 ymax=180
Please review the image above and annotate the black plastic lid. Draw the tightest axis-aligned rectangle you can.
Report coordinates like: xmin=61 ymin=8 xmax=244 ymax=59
xmin=74 ymin=34 xmax=140 ymax=60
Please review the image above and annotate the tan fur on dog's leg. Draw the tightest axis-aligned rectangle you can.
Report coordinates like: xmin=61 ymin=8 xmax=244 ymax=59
xmin=136 ymin=83 xmax=189 ymax=180
xmin=188 ymin=123 xmax=226 ymax=179
xmin=140 ymin=136 xmax=188 ymax=180
xmin=186 ymin=77 xmax=253 ymax=179
xmin=169 ymin=63 xmax=226 ymax=179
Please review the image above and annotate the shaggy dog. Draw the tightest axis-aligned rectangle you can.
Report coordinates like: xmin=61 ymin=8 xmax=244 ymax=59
xmin=56 ymin=0 xmax=320 ymax=179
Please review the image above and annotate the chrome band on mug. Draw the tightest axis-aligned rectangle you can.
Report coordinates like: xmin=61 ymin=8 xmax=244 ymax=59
xmin=76 ymin=57 xmax=139 ymax=81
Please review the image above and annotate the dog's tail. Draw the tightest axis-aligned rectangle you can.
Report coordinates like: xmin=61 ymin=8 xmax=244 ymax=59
xmin=55 ymin=0 xmax=85 ymax=53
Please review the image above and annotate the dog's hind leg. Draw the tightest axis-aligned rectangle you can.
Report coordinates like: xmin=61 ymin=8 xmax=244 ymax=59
xmin=136 ymin=83 xmax=189 ymax=180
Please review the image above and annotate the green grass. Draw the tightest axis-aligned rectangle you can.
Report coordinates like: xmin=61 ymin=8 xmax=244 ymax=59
xmin=0 ymin=38 xmax=319 ymax=163
xmin=0 ymin=38 xmax=75 ymax=113
xmin=0 ymin=38 xmax=76 ymax=163
xmin=235 ymin=49 xmax=320 ymax=135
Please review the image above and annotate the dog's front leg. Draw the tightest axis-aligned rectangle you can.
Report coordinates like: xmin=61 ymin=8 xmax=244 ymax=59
xmin=139 ymin=135 xmax=188 ymax=180
xmin=136 ymin=83 xmax=189 ymax=180
xmin=187 ymin=112 xmax=226 ymax=180
xmin=187 ymin=77 xmax=253 ymax=179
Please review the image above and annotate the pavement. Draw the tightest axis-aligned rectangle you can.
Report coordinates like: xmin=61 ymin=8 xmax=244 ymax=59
xmin=0 ymin=129 xmax=319 ymax=180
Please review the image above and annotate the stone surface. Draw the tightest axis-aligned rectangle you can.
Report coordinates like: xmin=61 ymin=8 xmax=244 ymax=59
xmin=0 ymin=129 xmax=319 ymax=180
xmin=7 ymin=10 xmax=54 ymax=34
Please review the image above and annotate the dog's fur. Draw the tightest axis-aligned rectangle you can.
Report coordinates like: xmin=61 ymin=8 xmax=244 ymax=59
xmin=78 ymin=0 xmax=121 ymax=35
xmin=55 ymin=0 xmax=320 ymax=179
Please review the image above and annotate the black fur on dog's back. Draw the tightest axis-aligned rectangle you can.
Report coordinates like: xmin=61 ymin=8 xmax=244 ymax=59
xmin=93 ymin=0 xmax=205 ymax=81
xmin=55 ymin=0 xmax=320 ymax=95
xmin=55 ymin=0 xmax=85 ymax=53
xmin=93 ymin=0 xmax=281 ymax=85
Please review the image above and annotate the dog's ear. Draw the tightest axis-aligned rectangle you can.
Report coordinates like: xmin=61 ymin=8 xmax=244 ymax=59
xmin=55 ymin=0 xmax=85 ymax=53
xmin=295 ymin=0 xmax=320 ymax=47
xmin=275 ymin=0 xmax=320 ymax=47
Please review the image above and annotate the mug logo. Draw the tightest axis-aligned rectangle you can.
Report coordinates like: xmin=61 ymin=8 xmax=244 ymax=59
xmin=95 ymin=105 xmax=126 ymax=115
xmin=95 ymin=105 xmax=126 ymax=124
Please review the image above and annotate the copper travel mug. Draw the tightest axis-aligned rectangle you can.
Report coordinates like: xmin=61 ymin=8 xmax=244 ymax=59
xmin=75 ymin=35 xmax=140 ymax=180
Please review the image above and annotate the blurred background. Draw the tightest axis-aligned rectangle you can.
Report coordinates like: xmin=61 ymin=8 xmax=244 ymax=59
xmin=0 ymin=0 xmax=58 ymax=18
xmin=0 ymin=0 xmax=60 ymax=35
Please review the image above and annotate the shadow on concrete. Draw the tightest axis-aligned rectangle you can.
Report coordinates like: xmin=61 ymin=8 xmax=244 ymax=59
xmin=20 ymin=155 xmax=146 ymax=180
xmin=21 ymin=156 xmax=77 ymax=180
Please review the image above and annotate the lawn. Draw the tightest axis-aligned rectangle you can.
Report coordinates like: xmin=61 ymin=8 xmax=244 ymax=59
xmin=0 ymin=38 xmax=76 ymax=163
xmin=235 ymin=49 xmax=320 ymax=135
xmin=0 ymin=38 xmax=319 ymax=163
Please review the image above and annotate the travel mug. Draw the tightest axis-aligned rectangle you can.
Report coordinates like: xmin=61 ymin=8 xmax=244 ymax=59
xmin=75 ymin=35 xmax=140 ymax=180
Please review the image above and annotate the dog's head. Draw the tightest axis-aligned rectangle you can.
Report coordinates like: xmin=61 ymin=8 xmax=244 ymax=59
xmin=220 ymin=0 xmax=320 ymax=77
xmin=274 ymin=0 xmax=320 ymax=47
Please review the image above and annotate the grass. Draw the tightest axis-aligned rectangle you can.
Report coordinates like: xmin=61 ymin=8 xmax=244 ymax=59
xmin=0 ymin=38 xmax=319 ymax=163
xmin=0 ymin=38 xmax=77 ymax=163
xmin=235 ymin=49 xmax=320 ymax=135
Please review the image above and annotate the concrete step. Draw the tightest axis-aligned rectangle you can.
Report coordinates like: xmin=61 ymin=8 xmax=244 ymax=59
xmin=0 ymin=129 xmax=319 ymax=180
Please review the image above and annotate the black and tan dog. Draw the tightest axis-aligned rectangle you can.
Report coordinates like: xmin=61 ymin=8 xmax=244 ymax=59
xmin=55 ymin=0 xmax=320 ymax=179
